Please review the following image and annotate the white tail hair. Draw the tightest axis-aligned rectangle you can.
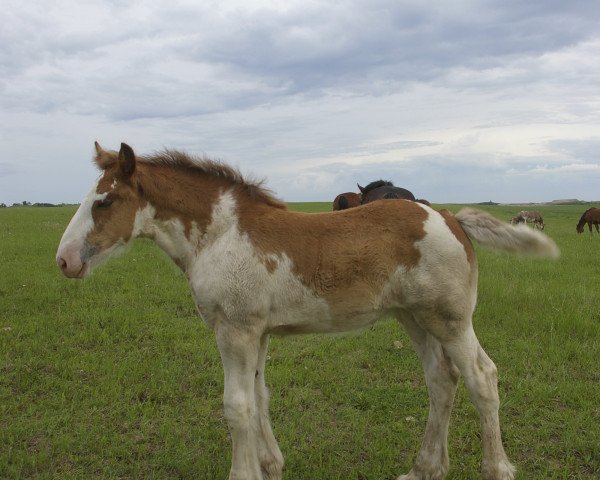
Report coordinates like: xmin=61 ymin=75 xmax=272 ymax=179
xmin=455 ymin=208 xmax=560 ymax=259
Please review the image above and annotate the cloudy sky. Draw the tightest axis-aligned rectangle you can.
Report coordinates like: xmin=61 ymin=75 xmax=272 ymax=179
xmin=1 ymin=0 xmax=599 ymax=205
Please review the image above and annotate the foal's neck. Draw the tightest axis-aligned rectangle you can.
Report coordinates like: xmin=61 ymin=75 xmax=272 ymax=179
xmin=136 ymin=164 xmax=273 ymax=271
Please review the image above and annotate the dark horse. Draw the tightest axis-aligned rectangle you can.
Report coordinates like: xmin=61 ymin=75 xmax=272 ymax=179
xmin=332 ymin=192 xmax=362 ymax=210
xmin=576 ymin=207 xmax=600 ymax=235
xmin=358 ymin=180 xmax=416 ymax=204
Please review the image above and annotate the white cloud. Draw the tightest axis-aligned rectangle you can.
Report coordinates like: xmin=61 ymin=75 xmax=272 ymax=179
xmin=526 ymin=163 xmax=600 ymax=174
xmin=1 ymin=0 xmax=600 ymax=204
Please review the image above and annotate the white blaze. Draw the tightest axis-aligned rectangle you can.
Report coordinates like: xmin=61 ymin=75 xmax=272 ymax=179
xmin=56 ymin=177 xmax=107 ymax=261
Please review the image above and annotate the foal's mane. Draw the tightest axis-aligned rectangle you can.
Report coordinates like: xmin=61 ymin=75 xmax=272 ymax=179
xmin=100 ymin=147 xmax=286 ymax=209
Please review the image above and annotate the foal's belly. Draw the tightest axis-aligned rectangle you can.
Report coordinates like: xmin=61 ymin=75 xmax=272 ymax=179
xmin=266 ymin=292 xmax=388 ymax=336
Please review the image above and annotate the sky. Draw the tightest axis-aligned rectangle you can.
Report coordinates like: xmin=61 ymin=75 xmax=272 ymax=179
xmin=1 ymin=0 xmax=600 ymax=205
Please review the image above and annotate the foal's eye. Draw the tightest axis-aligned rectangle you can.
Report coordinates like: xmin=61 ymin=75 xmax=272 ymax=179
xmin=95 ymin=199 xmax=113 ymax=209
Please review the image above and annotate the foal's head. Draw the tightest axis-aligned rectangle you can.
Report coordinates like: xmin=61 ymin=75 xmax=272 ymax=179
xmin=56 ymin=142 xmax=146 ymax=278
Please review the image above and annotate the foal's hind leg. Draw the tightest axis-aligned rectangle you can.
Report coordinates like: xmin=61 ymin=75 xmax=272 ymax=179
xmin=438 ymin=324 xmax=516 ymax=480
xmin=254 ymin=334 xmax=284 ymax=479
xmin=397 ymin=315 xmax=460 ymax=480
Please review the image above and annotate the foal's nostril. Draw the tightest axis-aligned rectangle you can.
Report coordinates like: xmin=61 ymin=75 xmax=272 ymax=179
xmin=57 ymin=256 xmax=67 ymax=271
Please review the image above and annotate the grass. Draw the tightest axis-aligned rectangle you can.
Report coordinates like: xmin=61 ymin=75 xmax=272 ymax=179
xmin=1 ymin=203 xmax=599 ymax=479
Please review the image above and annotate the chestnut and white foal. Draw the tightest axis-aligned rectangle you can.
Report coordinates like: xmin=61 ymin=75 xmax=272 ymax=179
xmin=57 ymin=143 xmax=559 ymax=480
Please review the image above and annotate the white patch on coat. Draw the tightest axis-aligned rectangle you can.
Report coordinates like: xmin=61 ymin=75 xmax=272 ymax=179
xmin=187 ymin=192 xmax=330 ymax=331
xmin=413 ymin=204 xmax=470 ymax=278
xmin=135 ymin=203 xmax=195 ymax=264
xmin=378 ymin=205 xmax=476 ymax=318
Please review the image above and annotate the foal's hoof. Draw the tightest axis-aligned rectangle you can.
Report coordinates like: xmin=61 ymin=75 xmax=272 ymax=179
xmin=260 ymin=457 xmax=283 ymax=480
xmin=397 ymin=472 xmax=446 ymax=480
xmin=482 ymin=458 xmax=516 ymax=480
xmin=397 ymin=469 xmax=446 ymax=480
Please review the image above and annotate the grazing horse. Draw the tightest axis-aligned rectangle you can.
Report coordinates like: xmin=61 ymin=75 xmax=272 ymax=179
xmin=510 ymin=216 xmax=523 ymax=225
xmin=57 ymin=142 xmax=560 ymax=480
xmin=332 ymin=192 xmax=361 ymax=210
xmin=358 ymin=180 xmax=416 ymax=204
xmin=576 ymin=207 xmax=600 ymax=234
xmin=512 ymin=210 xmax=545 ymax=230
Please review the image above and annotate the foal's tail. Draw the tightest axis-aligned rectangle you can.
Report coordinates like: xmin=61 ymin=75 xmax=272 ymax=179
xmin=455 ymin=208 xmax=560 ymax=258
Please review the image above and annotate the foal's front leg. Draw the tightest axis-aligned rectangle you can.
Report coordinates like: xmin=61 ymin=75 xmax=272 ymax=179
xmin=254 ymin=334 xmax=284 ymax=479
xmin=216 ymin=324 xmax=263 ymax=480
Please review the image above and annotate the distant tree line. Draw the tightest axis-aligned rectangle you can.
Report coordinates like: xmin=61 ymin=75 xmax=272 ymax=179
xmin=0 ymin=201 xmax=76 ymax=208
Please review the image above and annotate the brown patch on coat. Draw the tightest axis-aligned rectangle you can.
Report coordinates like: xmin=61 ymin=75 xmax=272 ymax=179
xmin=263 ymin=256 xmax=278 ymax=274
xmin=237 ymin=199 xmax=428 ymax=308
xmin=438 ymin=209 xmax=475 ymax=266
xmin=86 ymin=164 xmax=146 ymax=251
xmin=135 ymin=163 xmax=222 ymax=237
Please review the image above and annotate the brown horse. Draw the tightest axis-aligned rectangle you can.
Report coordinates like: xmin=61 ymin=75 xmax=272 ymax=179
xmin=576 ymin=207 xmax=600 ymax=234
xmin=57 ymin=143 xmax=559 ymax=480
xmin=332 ymin=192 xmax=361 ymax=210
xmin=357 ymin=180 xmax=416 ymax=204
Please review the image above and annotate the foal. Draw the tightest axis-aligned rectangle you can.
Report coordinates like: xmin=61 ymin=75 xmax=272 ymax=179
xmin=57 ymin=143 xmax=559 ymax=480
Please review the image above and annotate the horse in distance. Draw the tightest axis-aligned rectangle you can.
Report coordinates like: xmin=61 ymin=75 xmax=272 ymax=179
xmin=576 ymin=207 xmax=600 ymax=234
xmin=357 ymin=180 xmax=416 ymax=204
xmin=332 ymin=191 xmax=362 ymax=210
xmin=511 ymin=210 xmax=545 ymax=230
xmin=56 ymin=142 xmax=560 ymax=480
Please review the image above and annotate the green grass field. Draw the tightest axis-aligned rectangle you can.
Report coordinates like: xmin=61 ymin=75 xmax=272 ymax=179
xmin=1 ymin=203 xmax=599 ymax=479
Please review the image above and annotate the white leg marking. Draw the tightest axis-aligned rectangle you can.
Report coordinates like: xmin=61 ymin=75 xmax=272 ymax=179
xmin=254 ymin=334 xmax=283 ymax=479
xmin=442 ymin=327 xmax=516 ymax=480
xmin=397 ymin=316 xmax=459 ymax=480
xmin=216 ymin=323 xmax=263 ymax=480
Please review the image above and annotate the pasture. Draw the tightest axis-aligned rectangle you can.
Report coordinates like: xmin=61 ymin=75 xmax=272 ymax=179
xmin=1 ymin=203 xmax=598 ymax=479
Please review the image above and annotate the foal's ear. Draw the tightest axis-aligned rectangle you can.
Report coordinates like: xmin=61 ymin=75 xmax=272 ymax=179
xmin=118 ymin=143 xmax=136 ymax=178
xmin=94 ymin=141 xmax=118 ymax=170
xmin=357 ymin=183 xmax=366 ymax=194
